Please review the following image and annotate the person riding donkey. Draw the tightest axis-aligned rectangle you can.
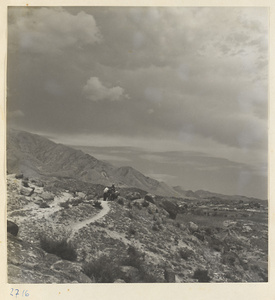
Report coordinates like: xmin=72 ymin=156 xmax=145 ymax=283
xmin=103 ymin=183 xmax=117 ymax=201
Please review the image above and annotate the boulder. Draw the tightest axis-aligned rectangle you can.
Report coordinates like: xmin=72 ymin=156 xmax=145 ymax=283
xmin=15 ymin=173 xmax=24 ymax=179
xmin=188 ymin=221 xmax=199 ymax=233
xmin=7 ymin=220 xmax=19 ymax=236
xmin=76 ymin=192 xmax=86 ymax=199
xmin=126 ymin=192 xmax=141 ymax=201
xmin=34 ymin=199 xmax=43 ymax=205
xmin=144 ymin=194 xmax=155 ymax=204
xmin=22 ymin=180 xmax=29 ymax=187
xmin=132 ymin=200 xmax=142 ymax=210
xmin=120 ymin=266 xmax=141 ymax=282
xmin=160 ymin=199 xmax=179 ymax=219
xmin=51 ymin=260 xmax=94 ymax=283
xmin=31 ymin=179 xmax=44 ymax=187
xmin=20 ymin=186 xmax=35 ymax=197
xmin=40 ymin=192 xmax=55 ymax=201
xmin=39 ymin=202 xmax=50 ymax=208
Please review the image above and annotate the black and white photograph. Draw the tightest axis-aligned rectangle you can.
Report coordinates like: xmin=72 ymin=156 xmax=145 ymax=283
xmin=5 ymin=5 xmax=269 ymax=286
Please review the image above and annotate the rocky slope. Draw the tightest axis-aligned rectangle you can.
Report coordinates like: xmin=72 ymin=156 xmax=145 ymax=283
xmin=7 ymin=174 xmax=268 ymax=283
xmin=7 ymin=129 xmax=180 ymax=197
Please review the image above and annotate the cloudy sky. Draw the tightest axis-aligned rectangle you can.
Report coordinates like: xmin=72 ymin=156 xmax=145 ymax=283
xmin=7 ymin=7 xmax=268 ymax=198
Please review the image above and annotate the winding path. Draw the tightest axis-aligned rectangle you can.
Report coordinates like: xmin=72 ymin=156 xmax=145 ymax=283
xmin=69 ymin=201 xmax=110 ymax=238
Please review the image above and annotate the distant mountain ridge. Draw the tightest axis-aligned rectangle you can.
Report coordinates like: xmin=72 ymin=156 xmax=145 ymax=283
xmin=173 ymin=186 xmax=265 ymax=201
xmin=7 ymin=129 xmax=181 ymax=197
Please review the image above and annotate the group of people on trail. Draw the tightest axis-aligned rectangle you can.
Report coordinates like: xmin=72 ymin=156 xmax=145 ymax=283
xmin=103 ymin=184 xmax=118 ymax=201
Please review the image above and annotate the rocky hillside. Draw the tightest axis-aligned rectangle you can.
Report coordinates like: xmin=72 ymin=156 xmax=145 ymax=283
xmin=7 ymin=129 xmax=180 ymax=197
xmin=7 ymin=174 xmax=268 ymax=283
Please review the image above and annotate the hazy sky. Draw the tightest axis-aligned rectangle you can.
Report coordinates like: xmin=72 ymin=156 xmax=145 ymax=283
xmin=7 ymin=7 xmax=268 ymax=198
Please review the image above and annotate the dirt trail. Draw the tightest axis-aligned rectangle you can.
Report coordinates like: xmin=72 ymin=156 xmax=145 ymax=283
xmin=69 ymin=201 xmax=110 ymax=237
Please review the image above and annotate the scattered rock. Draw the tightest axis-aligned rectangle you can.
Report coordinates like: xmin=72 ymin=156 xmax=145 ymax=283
xmin=223 ymin=220 xmax=237 ymax=228
xmin=142 ymin=200 xmax=149 ymax=207
xmin=20 ymin=186 xmax=35 ymax=197
xmin=40 ymin=192 xmax=55 ymax=201
xmin=31 ymin=179 xmax=44 ymax=187
xmin=39 ymin=202 xmax=50 ymax=208
xmin=34 ymin=199 xmax=43 ymax=205
xmin=15 ymin=173 xmax=24 ymax=179
xmin=114 ymin=279 xmax=126 ymax=283
xmin=188 ymin=221 xmax=199 ymax=233
xmin=120 ymin=266 xmax=141 ymax=282
xmin=160 ymin=199 xmax=179 ymax=219
xmin=7 ymin=220 xmax=19 ymax=236
xmin=132 ymin=200 xmax=142 ymax=210
xmin=126 ymin=192 xmax=141 ymax=201
xmin=76 ymin=192 xmax=86 ymax=198
xmin=59 ymin=201 xmax=70 ymax=209
xmin=144 ymin=194 xmax=155 ymax=204
xmin=22 ymin=180 xmax=29 ymax=187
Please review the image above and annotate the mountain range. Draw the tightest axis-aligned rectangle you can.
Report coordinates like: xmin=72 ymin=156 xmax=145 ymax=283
xmin=7 ymin=129 xmax=264 ymax=201
xmin=7 ymin=129 xmax=181 ymax=197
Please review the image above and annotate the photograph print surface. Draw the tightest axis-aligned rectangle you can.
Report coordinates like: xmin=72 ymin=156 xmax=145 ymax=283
xmin=6 ymin=6 xmax=268 ymax=283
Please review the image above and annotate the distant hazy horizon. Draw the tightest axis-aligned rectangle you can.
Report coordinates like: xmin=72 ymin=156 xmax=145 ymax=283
xmin=7 ymin=7 xmax=268 ymax=199
xmin=64 ymin=143 xmax=267 ymax=200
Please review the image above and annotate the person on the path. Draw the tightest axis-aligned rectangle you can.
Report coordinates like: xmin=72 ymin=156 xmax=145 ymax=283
xmin=103 ymin=187 xmax=109 ymax=201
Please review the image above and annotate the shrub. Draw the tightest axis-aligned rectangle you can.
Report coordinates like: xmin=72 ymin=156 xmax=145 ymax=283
xmin=93 ymin=200 xmax=103 ymax=209
xmin=83 ymin=255 xmax=123 ymax=283
xmin=22 ymin=180 xmax=29 ymax=187
xmin=59 ymin=201 xmax=69 ymax=209
xmin=127 ymin=211 xmax=135 ymax=219
xmin=121 ymin=246 xmax=145 ymax=269
xmin=39 ymin=202 xmax=50 ymax=208
xmin=152 ymin=224 xmax=160 ymax=231
xmin=117 ymin=197 xmax=124 ymax=206
xmin=144 ymin=194 xmax=155 ymax=204
xmin=40 ymin=235 xmax=77 ymax=261
xmin=142 ymin=200 xmax=149 ymax=207
xmin=179 ymin=247 xmax=193 ymax=260
xmin=193 ymin=269 xmax=211 ymax=282
xmin=128 ymin=224 xmax=136 ymax=235
xmin=120 ymin=246 xmax=157 ymax=283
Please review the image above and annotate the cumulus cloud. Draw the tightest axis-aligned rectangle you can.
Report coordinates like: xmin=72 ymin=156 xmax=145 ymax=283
xmin=8 ymin=7 xmax=102 ymax=54
xmin=83 ymin=77 xmax=127 ymax=102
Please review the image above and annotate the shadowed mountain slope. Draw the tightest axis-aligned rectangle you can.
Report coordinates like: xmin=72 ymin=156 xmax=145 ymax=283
xmin=7 ymin=129 xmax=181 ymax=197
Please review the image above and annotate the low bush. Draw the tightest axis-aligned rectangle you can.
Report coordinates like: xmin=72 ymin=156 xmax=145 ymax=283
xmin=128 ymin=224 xmax=136 ymax=235
xmin=40 ymin=235 xmax=77 ymax=261
xmin=179 ymin=247 xmax=193 ymax=260
xmin=83 ymin=255 xmax=123 ymax=283
xmin=142 ymin=200 xmax=149 ymax=207
xmin=193 ymin=269 xmax=211 ymax=282
xmin=39 ymin=202 xmax=50 ymax=208
xmin=127 ymin=202 xmax=132 ymax=209
xmin=117 ymin=197 xmax=124 ymax=206
xmin=93 ymin=200 xmax=103 ymax=209
xmin=59 ymin=201 xmax=69 ymax=209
